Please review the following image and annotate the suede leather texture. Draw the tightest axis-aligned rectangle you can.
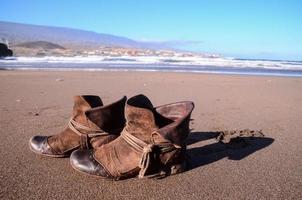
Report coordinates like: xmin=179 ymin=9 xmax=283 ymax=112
xmin=43 ymin=96 xmax=126 ymax=155
xmin=93 ymin=94 xmax=194 ymax=179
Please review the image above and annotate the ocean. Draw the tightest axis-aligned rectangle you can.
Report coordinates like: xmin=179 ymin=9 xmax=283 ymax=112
xmin=1 ymin=56 xmax=302 ymax=77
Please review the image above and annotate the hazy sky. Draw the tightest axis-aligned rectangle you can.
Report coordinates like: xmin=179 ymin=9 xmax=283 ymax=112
xmin=1 ymin=0 xmax=301 ymax=60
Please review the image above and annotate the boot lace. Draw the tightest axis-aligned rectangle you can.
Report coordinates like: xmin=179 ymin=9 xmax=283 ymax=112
xmin=68 ymin=118 xmax=109 ymax=149
xmin=121 ymin=130 xmax=178 ymax=178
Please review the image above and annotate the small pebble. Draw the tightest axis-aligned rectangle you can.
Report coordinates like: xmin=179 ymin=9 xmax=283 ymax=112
xmin=55 ymin=78 xmax=64 ymax=82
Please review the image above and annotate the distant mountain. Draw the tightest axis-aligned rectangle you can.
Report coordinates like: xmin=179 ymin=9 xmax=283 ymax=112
xmin=0 ymin=21 xmax=161 ymax=49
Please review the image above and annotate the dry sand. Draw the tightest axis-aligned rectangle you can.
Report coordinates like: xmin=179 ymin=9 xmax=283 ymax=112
xmin=0 ymin=71 xmax=301 ymax=199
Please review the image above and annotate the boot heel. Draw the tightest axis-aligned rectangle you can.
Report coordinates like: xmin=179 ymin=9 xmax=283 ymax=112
xmin=144 ymin=161 xmax=186 ymax=179
xmin=170 ymin=160 xmax=186 ymax=175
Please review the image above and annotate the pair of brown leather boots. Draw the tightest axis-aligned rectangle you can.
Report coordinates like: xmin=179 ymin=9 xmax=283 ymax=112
xmin=29 ymin=94 xmax=194 ymax=180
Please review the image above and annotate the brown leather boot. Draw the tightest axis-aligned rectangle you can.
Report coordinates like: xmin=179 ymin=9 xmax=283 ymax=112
xmin=29 ymin=95 xmax=126 ymax=157
xmin=70 ymin=94 xmax=194 ymax=179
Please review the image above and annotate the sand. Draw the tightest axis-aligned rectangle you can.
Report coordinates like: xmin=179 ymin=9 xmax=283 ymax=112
xmin=0 ymin=71 xmax=301 ymax=199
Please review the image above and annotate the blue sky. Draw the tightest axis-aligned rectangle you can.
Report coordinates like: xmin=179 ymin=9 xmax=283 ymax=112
xmin=1 ymin=0 xmax=302 ymax=60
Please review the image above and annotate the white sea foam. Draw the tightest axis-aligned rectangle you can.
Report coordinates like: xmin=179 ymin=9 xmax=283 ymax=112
xmin=1 ymin=55 xmax=302 ymax=71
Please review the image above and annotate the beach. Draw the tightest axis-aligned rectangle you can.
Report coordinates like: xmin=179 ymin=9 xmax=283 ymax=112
xmin=0 ymin=70 xmax=301 ymax=199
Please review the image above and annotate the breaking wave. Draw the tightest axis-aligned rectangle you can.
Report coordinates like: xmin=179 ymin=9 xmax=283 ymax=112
xmin=1 ymin=55 xmax=302 ymax=77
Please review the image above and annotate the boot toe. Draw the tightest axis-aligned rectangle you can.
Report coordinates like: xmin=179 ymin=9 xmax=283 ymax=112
xmin=70 ymin=149 xmax=111 ymax=178
xmin=29 ymin=135 xmax=48 ymax=152
xmin=29 ymin=135 xmax=59 ymax=157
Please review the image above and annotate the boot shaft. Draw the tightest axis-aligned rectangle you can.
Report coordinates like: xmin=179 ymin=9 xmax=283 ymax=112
xmin=155 ymin=101 xmax=194 ymax=147
xmin=71 ymin=96 xmax=127 ymax=149
xmin=94 ymin=94 xmax=194 ymax=179
xmin=86 ymin=96 xmax=126 ymax=135
xmin=47 ymin=96 xmax=126 ymax=154
xmin=124 ymin=94 xmax=160 ymax=143
xmin=124 ymin=95 xmax=193 ymax=146
xmin=72 ymin=95 xmax=103 ymax=125
xmin=71 ymin=95 xmax=126 ymax=134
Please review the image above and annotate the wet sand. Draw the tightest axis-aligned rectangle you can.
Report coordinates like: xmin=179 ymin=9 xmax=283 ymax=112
xmin=0 ymin=71 xmax=301 ymax=199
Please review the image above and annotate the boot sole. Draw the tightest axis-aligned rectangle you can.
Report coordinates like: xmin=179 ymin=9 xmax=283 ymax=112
xmin=29 ymin=143 xmax=71 ymax=158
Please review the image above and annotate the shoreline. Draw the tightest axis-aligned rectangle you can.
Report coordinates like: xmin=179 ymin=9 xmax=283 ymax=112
xmin=1 ymin=67 xmax=302 ymax=78
xmin=1 ymin=55 xmax=302 ymax=78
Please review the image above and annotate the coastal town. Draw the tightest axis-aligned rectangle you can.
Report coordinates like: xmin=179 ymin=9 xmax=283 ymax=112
xmin=0 ymin=40 xmax=220 ymax=58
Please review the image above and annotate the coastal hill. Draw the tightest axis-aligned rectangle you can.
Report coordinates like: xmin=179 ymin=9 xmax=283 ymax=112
xmin=14 ymin=41 xmax=65 ymax=50
xmin=11 ymin=41 xmax=66 ymax=56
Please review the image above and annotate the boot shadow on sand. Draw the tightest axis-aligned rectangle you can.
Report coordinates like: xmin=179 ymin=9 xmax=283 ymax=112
xmin=186 ymin=129 xmax=274 ymax=170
